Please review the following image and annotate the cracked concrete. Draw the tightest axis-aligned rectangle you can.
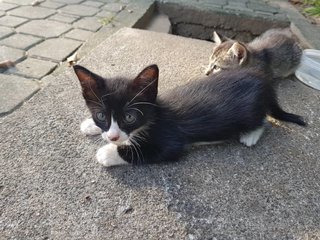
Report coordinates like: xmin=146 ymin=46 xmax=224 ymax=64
xmin=1 ymin=27 xmax=320 ymax=239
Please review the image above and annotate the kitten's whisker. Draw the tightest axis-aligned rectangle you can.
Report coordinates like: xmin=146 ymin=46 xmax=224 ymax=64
xmin=101 ymin=91 xmax=116 ymax=100
xmin=127 ymin=107 xmax=144 ymax=116
xmin=127 ymin=102 xmax=158 ymax=108
xmin=127 ymin=79 xmax=157 ymax=105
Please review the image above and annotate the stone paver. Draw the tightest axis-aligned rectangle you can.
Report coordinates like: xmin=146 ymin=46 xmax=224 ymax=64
xmin=0 ymin=74 xmax=39 ymax=116
xmin=65 ymin=28 xmax=93 ymax=41
xmin=14 ymin=58 xmax=57 ymax=79
xmin=2 ymin=0 xmax=35 ymax=5
xmin=28 ymin=38 xmax=82 ymax=62
xmin=59 ymin=4 xmax=100 ymax=17
xmin=8 ymin=6 xmax=56 ymax=19
xmin=102 ymin=2 xmax=125 ymax=12
xmin=0 ymin=2 xmax=18 ymax=11
xmin=73 ymin=17 xmax=102 ymax=31
xmin=40 ymin=1 xmax=66 ymax=9
xmin=16 ymin=20 xmax=72 ymax=38
xmin=49 ymin=13 xmax=79 ymax=23
xmin=82 ymin=0 xmax=105 ymax=8
xmin=0 ymin=26 xmax=13 ymax=39
xmin=0 ymin=15 xmax=28 ymax=28
xmin=0 ymin=45 xmax=25 ymax=63
xmin=52 ymin=0 xmax=84 ymax=3
xmin=96 ymin=10 xmax=115 ymax=18
xmin=0 ymin=34 xmax=42 ymax=50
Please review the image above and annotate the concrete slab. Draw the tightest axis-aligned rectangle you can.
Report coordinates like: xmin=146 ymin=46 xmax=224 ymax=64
xmin=1 ymin=28 xmax=320 ymax=239
xmin=0 ymin=74 xmax=40 ymax=115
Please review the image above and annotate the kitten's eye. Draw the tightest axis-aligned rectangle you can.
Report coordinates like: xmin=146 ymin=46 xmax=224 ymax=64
xmin=96 ymin=112 xmax=106 ymax=122
xmin=124 ymin=113 xmax=136 ymax=124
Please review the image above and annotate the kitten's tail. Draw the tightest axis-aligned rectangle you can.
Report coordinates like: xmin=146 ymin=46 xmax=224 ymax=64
xmin=268 ymin=100 xmax=307 ymax=126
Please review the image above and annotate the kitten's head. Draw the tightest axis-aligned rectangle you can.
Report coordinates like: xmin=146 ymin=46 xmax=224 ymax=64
xmin=205 ymin=31 xmax=248 ymax=76
xmin=74 ymin=64 xmax=159 ymax=146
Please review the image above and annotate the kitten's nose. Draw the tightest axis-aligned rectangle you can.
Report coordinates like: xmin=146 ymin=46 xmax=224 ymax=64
xmin=109 ymin=135 xmax=120 ymax=141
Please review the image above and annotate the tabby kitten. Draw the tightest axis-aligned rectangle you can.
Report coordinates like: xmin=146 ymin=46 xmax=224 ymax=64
xmin=205 ymin=28 xmax=302 ymax=78
xmin=74 ymin=64 xmax=306 ymax=167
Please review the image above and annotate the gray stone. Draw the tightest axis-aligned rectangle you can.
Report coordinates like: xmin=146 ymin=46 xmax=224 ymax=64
xmin=0 ymin=2 xmax=18 ymax=11
xmin=52 ymin=0 xmax=84 ymax=3
xmin=224 ymin=5 xmax=254 ymax=12
xmin=0 ymin=34 xmax=42 ymax=50
xmin=16 ymin=20 xmax=72 ymax=38
xmin=247 ymin=2 xmax=279 ymax=13
xmin=0 ymin=26 xmax=13 ymax=40
xmin=2 ymin=0 xmax=34 ymax=5
xmin=14 ymin=57 xmax=57 ymax=79
xmin=0 ymin=74 xmax=39 ymax=116
xmin=0 ymin=45 xmax=25 ymax=63
xmin=73 ymin=17 xmax=102 ymax=31
xmin=103 ymin=2 xmax=125 ymax=12
xmin=59 ymin=4 xmax=99 ymax=17
xmin=9 ymin=6 xmax=55 ymax=19
xmin=28 ymin=38 xmax=82 ymax=62
xmin=96 ymin=10 xmax=115 ymax=18
xmin=82 ymin=1 xmax=105 ymax=8
xmin=228 ymin=1 xmax=247 ymax=8
xmin=0 ymin=10 xmax=4 ymax=17
xmin=49 ymin=13 xmax=79 ymax=24
xmin=65 ymin=28 xmax=93 ymax=41
xmin=0 ymin=15 xmax=28 ymax=28
xmin=40 ymin=1 xmax=66 ymax=9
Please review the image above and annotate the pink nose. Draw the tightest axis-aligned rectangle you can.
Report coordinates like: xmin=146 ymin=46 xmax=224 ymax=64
xmin=109 ymin=135 xmax=119 ymax=141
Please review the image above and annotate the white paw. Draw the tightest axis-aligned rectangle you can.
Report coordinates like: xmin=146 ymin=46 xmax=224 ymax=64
xmin=80 ymin=118 xmax=102 ymax=135
xmin=240 ymin=127 xmax=264 ymax=147
xmin=96 ymin=144 xmax=128 ymax=167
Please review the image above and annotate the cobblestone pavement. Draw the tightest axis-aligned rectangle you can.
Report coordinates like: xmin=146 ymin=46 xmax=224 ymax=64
xmin=0 ymin=0 xmax=138 ymax=115
xmin=0 ymin=0 xmax=319 ymax=116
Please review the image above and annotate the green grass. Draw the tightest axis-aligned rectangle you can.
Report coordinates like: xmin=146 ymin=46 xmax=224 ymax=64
xmin=303 ymin=0 xmax=320 ymax=16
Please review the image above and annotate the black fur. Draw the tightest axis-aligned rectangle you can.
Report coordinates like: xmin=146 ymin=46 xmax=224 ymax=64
xmin=74 ymin=65 xmax=306 ymax=165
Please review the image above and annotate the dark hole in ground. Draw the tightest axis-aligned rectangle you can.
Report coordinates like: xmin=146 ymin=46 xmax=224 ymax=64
xmin=139 ymin=2 xmax=290 ymax=43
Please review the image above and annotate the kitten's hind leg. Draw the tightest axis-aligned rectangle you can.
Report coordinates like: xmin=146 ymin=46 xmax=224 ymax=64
xmin=80 ymin=118 xmax=102 ymax=135
xmin=240 ymin=127 xmax=264 ymax=147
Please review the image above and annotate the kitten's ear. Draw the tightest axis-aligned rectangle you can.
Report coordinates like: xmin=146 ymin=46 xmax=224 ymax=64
xmin=212 ymin=31 xmax=222 ymax=45
xmin=73 ymin=65 xmax=105 ymax=103
xmin=132 ymin=64 xmax=159 ymax=101
xmin=228 ymin=42 xmax=248 ymax=65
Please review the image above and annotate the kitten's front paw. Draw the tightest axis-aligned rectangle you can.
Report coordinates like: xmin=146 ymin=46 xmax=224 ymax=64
xmin=80 ymin=118 xmax=102 ymax=135
xmin=96 ymin=144 xmax=128 ymax=167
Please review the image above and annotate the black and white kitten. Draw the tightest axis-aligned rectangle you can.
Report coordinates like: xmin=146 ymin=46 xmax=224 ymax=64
xmin=74 ymin=64 xmax=306 ymax=167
